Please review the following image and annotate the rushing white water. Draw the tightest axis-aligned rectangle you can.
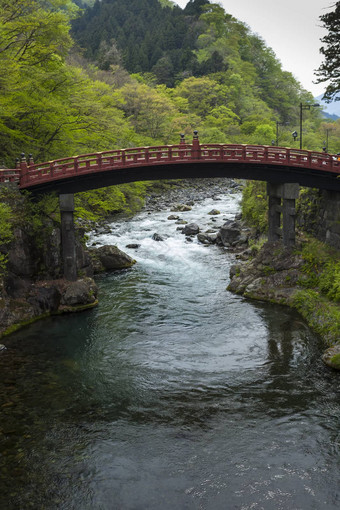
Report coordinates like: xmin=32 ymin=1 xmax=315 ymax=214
xmin=88 ymin=191 xmax=240 ymax=271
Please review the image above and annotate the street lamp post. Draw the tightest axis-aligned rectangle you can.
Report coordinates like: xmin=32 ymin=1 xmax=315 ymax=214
xmin=324 ymin=128 xmax=333 ymax=152
xmin=276 ymin=122 xmax=280 ymax=146
xmin=276 ymin=121 xmax=288 ymax=146
xmin=299 ymin=102 xmax=320 ymax=150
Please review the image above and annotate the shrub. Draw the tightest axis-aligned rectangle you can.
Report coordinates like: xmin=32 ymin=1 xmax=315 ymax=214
xmin=241 ymin=180 xmax=268 ymax=233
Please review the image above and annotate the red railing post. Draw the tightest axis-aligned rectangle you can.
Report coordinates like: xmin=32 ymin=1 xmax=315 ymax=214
xmin=264 ymin=146 xmax=268 ymax=162
xmin=191 ymin=130 xmax=200 ymax=159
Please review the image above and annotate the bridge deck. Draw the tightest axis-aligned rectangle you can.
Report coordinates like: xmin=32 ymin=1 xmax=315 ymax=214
xmin=1 ymin=143 xmax=340 ymax=194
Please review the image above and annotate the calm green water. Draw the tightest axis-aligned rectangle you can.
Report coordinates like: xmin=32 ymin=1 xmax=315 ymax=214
xmin=0 ymin=193 xmax=339 ymax=509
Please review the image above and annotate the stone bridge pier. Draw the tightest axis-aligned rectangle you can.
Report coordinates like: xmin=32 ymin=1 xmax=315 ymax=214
xmin=267 ymin=182 xmax=300 ymax=248
xmin=59 ymin=194 xmax=77 ymax=281
xmin=57 ymin=182 xmax=300 ymax=281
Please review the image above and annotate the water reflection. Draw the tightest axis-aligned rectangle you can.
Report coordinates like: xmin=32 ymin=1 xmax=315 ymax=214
xmin=1 ymin=191 xmax=340 ymax=509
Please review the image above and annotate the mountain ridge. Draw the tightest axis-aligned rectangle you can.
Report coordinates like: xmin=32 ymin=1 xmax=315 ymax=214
xmin=316 ymin=94 xmax=340 ymax=120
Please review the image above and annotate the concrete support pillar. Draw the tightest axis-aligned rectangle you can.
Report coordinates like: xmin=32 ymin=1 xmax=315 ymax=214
xmin=59 ymin=194 xmax=77 ymax=281
xmin=282 ymin=183 xmax=299 ymax=248
xmin=267 ymin=182 xmax=299 ymax=248
xmin=267 ymin=183 xmax=282 ymax=242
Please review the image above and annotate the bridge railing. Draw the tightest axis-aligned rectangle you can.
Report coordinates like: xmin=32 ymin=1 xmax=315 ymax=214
xmin=18 ymin=144 xmax=196 ymax=186
xmin=2 ymin=143 xmax=339 ymax=188
xmin=195 ymin=144 xmax=340 ymax=172
xmin=0 ymin=168 xmax=21 ymax=183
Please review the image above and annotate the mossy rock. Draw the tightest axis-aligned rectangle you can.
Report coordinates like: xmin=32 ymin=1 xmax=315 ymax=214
xmin=90 ymin=245 xmax=136 ymax=272
xmin=322 ymin=345 xmax=340 ymax=370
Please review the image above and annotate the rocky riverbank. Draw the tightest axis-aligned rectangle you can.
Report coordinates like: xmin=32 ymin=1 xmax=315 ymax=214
xmin=2 ymin=177 xmax=339 ymax=372
xmin=0 ymin=185 xmax=137 ymax=338
xmin=1 ymin=178 xmax=237 ymax=339
xmin=0 ymin=240 xmax=137 ymax=338
xmin=227 ymin=238 xmax=340 ymax=370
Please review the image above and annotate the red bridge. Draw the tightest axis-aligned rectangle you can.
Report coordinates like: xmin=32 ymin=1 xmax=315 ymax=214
xmin=1 ymin=136 xmax=340 ymax=194
xmin=2 ymin=135 xmax=340 ymax=280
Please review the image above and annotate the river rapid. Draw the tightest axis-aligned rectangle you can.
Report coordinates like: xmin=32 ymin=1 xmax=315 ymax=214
xmin=0 ymin=180 xmax=339 ymax=510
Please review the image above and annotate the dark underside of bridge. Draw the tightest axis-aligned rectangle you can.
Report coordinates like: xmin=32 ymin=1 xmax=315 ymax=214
xmin=22 ymin=161 xmax=340 ymax=196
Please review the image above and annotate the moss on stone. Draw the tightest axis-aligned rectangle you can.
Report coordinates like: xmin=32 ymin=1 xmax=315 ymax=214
xmin=0 ymin=300 xmax=98 ymax=339
xmin=57 ymin=299 xmax=99 ymax=314
xmin=0 ymin=313 xmax=51 ymax=338
xmin=330 ymin=353 xmax=340 ymax=369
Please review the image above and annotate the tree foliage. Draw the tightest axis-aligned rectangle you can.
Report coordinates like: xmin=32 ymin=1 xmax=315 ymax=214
xmin=0 ymin=0 xmax=138 ymax=165
xmin=316 ymin=1 xmax=340 ymax=101
xmin=0 ymin=0 xmax=329 ymax=173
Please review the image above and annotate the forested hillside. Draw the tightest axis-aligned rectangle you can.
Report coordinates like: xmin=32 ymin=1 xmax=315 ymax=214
xmin=1 ymin=0 xmax=339 ymax=172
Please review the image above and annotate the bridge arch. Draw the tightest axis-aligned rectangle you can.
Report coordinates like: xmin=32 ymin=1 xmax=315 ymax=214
xmin=1 ymin=135 xmax=340 ymax=279
xmin=1 ymin=135 xmax=339 ymax=195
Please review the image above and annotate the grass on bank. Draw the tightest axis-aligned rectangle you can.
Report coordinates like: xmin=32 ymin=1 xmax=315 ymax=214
xmin=291 ymin=238 xmax=340 ymax=345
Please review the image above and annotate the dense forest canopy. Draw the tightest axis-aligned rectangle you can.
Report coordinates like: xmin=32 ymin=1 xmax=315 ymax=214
xmin=0 ymin=0 xmax=338 ymax=171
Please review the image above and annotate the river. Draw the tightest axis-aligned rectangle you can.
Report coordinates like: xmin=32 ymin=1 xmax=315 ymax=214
xmin=0 ymin=183 xmax=339 ymax=510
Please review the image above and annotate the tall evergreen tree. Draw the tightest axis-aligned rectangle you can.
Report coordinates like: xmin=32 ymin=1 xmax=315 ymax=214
xmin=316 ymin=1 xmax=340 ymax=101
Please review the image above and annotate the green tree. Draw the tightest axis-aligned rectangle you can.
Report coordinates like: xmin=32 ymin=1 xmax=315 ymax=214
xmin=316 ymin=1 xmax=340 ymax=101
xmin=120 ymin=81 xmax=180 ymax=141
xmin=174 ymin=76 xmax=226 ymax=118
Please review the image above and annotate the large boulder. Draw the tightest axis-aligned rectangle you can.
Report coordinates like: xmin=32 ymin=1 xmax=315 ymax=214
xmin=182 ymin=223 xmax=199 ymax=236
xmin=60 ymin=278 xmax=98 ymax=307
xmin=217 ymin=219 xmax=242 ymax=246
xmin=197 ymin=233 xmax=216 ymax=245
xmin=90 ymin=245 xmax=136 ymax=272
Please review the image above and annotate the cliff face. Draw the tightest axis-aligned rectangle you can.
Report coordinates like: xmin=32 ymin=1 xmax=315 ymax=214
xmin=0 ymin=186 xmax=97 ymax=337
xmin=297 ymin=189 xmax=340 ymax=250
xmin=0 ymin=223 xmax=97 ymax=337
xmin=0 ymin=185 xmax=137 ymax=337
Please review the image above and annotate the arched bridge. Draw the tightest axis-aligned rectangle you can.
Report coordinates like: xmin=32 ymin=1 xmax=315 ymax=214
xmin=1 ymin=137 xmax=340 ymax=194
xmin=1 ymin=135 xmax=340 ymax=281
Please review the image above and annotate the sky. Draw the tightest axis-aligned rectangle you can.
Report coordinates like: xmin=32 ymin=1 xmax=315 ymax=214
xmin=174 ymin=0 xmax=335 ymax=98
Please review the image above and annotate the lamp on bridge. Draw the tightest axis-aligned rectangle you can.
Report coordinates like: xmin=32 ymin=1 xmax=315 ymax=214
xmin=323 ymin=126 xmax=334 ymax=153
xmin=299 ymin=102 xmax=320 ymax=150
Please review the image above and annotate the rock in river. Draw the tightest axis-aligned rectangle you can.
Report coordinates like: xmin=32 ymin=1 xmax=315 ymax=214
xmin=217 ymin=219 xmax=242 ymax=246
xmin=152 ymin=233 xmax=164 ymax=241
xmin=89 ymin=245 xmax=136 ymax=272
xmin=182 ymin=223 xmax=200 ymax=236
xmin=60 ymin=278 xmax=98 ymax=307
xmin=322 ymin=345 xmax=340 ymax=370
